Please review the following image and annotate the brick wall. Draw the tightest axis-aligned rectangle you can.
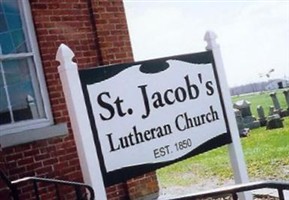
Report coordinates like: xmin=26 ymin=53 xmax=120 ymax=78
xmin=91 ymin=0 xmax=133 ymax=65
xmin=127 ymin=172 xmax=159 ymax=200
xmin=0 ymin=0 xmax=159 ymax=199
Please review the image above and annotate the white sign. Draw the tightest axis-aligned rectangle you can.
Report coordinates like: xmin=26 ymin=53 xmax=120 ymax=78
xmin=87 ymin=60 xmax=227 ymax=172
xmin=57 ymin=31 xmax=251 ymax=200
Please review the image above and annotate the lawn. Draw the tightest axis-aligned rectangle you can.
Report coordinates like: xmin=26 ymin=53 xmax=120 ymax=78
xmin=157 ymin=89 xmax=289 ymax=188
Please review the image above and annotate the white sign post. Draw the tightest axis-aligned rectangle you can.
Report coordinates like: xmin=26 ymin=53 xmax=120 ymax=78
xmin=56 ymin=44 xmax=107 ymax=200
xmin=204 ymin=31 xmax=252 ymax=200
xmin=57 ymin=31 xmax=252 ymax=200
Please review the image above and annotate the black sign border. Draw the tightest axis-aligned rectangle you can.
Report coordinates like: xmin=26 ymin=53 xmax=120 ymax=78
xmin=79 ymin=50 xmax=231 ymax=187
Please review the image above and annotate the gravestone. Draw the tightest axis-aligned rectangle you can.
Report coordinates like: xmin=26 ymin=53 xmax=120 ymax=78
xmin=234 ymin=109 xmax=249 ymax=137
xmin=233 ymin=100 xmax=260 ymax=129
xmin=279 ymin=90 xmax=289 ymax=117
xmin=268 ymin=106 xmax=275 ymax=116
xmin=234 ymin=109 xmax=244 ymax=130
xmin=266 ymin=114 xmax=284 ymax=130
xmin=234 ymin=100 xmax=251 ymax=118
xmin=269 ymin=92 xmax=281 ymax=111
xmin=257 ymin=105 xmax=267 ymax=127
xmin=283 ymin=89 xmax=289 ymax=110
xmin=269 ymin=91 xmax=288 ymax=117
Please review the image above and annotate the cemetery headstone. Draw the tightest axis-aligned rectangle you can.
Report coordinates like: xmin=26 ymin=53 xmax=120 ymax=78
xmin=269 ymin=91 xmax=288 ymax=117
xmin=268 ymin=106 xmax=275 ymax=116
xmin=234 ymin=109 xmax=244 ymax=136
xmin=234 ymin=100 xmax=251 ymax=118
xmin=266 ymin=114 xmax=284 ymax=130
xmin=233 ymin=100 xmax=260 ymax=129
xmin=269 ymin=92 xmax=281 ymax=111
xmin=234 ymin=109 xmax=244 ymax=129
xmin=283 ymin=89 xmax=289 ymax=110
xmin=257 ymin=105 xmax=267 ymax=127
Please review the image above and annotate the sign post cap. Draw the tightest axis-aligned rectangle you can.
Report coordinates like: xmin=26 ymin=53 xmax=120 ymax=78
xmin=204 ymin=31 xmax=219 ymax=50
xmin=56 ymin=43 xmax=76 ymax=71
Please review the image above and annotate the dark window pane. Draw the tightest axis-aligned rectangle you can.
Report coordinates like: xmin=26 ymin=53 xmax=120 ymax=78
xmin=6 ymin=13 xmax=22 ymax=30
xmin=2 ymin=0 xmax=19 ymax=14
xmin=0 ymin=2 xmax=3 ymax=13
xmin=0 ymin=32 xmax=14 ymax=54
xmin=0 ymin=13 xmax=8 ymax=32
xmin=11 ymin=30 xmax=26 ymax=53
xmin=1 ymin=58 xmax=43 ymax=122
xmin=4 ymin=59 xmax=34 ymax=109
xmin=0 ymin=66 xmax=12 ymax=125
xmin=0 ymin=0 xmax=27 ymax=55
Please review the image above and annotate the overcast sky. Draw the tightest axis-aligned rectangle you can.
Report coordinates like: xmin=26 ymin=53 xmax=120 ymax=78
xmin=123 ymin=0 xmax=289 ymax=87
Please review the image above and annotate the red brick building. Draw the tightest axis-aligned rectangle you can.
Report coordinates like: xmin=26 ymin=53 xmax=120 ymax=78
xmin=0 ymin=0 xmax=158 ymax=199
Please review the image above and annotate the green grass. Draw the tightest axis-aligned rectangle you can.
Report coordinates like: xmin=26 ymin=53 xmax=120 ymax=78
xmin=157 ymin=90 xmax=289 ymax=188
xmin=243 ymin=118 xmax=289 ymax=179
xmin=158 ymin=118 xmax=289 ymax=187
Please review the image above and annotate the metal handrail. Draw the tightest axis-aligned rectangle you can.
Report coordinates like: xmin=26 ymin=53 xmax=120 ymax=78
xmin=1 ymin=170 xmax=94 ymax=200
xmin=2 ymin=168 xmax=288 ymax=200
xmin=12 ymin=176 xmax=95 ymax=200
xmin=0 ymin=170 xmax=19 ymax=200
xmin=173 ymin=181 xmax=289 ymax=200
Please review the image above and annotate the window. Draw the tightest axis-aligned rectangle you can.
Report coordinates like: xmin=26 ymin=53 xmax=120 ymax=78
xmin=0 ymin=0 xmax=52 ymax=135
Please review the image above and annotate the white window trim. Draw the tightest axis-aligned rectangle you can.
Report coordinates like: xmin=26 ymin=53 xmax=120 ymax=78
xmin=1 ymin=123 xmax=68 ymax=148
xmin=0 ymin=0 xmax=54 ymax=136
